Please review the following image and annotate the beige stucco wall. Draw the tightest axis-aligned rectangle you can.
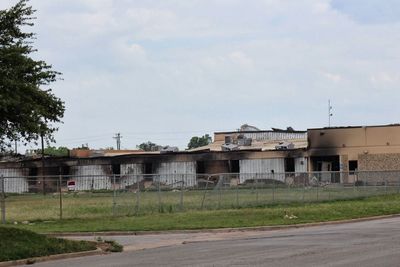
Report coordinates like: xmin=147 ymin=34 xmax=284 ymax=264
xmin=308 ymin=125 xmax=400 ymax=172
xmin=308 ymin=125 xmax=400 ymax=149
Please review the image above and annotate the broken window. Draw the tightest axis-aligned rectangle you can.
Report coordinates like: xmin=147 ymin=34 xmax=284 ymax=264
xmin=349 ymin=160 xmax=358 ymax=175
xmin=196 ymin=161 xmax=205 ymax=174
xmin=144 ymin=163 xmax=152 ymax=174
xmin=112 ymin=164 xmax=121 ymax=175
xmin=28 ymin=167 xmax=38 ymax=186
xmin=230 ymin=160 xmax=240 ymax=173
xmin=284 ymin=158 xmax=295 ymax=173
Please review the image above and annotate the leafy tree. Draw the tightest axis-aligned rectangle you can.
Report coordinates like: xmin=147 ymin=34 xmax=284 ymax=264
xmin=137 ymin=141 xmax=161 ymax=151
xmin=43 ymin=146 xmax=69 ymax=157
xmin=187 ymin=134 xmax=212 ymax=149
xmin=0 ymin=0 xmax=64 ymax=150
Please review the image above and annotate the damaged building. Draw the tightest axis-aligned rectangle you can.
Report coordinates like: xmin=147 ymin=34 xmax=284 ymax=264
xmin=308 ymin=124 xmax=400 ymax=183
xmin=1 ymin=124 xmax=400 ymax=192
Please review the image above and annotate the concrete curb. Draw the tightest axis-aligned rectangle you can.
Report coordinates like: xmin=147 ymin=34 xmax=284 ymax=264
xmin=0 ymin=248 xmax=106 ymax=267
xmin=48 ymin=213 xmax=400 ymax=237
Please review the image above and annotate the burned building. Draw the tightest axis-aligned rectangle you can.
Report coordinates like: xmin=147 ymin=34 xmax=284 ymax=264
xmin=2 ymin=124 xmax=400 ymax=192
xmin=307 ymin=124 xmax=400 ymax=183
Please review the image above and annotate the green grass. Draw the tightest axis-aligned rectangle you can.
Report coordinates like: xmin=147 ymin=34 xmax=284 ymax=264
xmin=9 ymin=194 xmax=400 ymax=233
xmin=5 ymin=185 xmax=396 ymax=222
xmin=0 ymin=227 xmax=97 ymax=262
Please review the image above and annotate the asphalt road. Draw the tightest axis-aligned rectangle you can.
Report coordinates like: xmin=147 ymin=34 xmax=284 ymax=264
xmin=28 ymin=217 xmax=400 ymax=267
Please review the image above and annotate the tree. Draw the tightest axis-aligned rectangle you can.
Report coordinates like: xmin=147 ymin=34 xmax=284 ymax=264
xmin=137 ymin=141 xmax=162 ymax=151
xmin=43 ymin=146 xmax=69 ymax=157
xmin=187 ymin=134 xmax=212 ymax=149
xmin=0 ymin=0 xmax=64 ymax=150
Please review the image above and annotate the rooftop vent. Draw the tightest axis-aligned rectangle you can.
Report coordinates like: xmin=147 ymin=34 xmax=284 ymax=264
xmin=237 ymin=134 xmax=252 ymax=146
xmin=221 ymin=143 xmax=239 ymax=151
xmin=275 ymin=141 xmax=294 ymax=150
xmin=225 ymin=135 xmax=233 ymax=144
xmin=160 ymin=146 xmax=179 ymax=153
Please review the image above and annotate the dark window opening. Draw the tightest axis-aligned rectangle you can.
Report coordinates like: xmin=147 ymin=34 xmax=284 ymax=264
xmin=284 ymin=158 xmax=295 ymax=172
xmin=230 ymin=160 xmax=240 ymax=173
xmin=112 ymin=164 xmax=121 ymax=183
xmin=349 ymin=160 xmax=358 ymax=174
xmin=60 ymin=166 xmax=70 ymax=183
xmin=312 ymin=156 xmax=340 ymax=172
xmin=196 ymin=161 xmax=205 ymax=174
xmin=112 ymin=164 xmax=121 ymax=175
xmin=144 ymin=163 xmax=152 ymax=174
xmin=29 ymin=168 xmax=38 ymax=176
xmin=28 ymin=168 xmax=38 ymax=186
xmin=61 ymin=166 xmax=70 ymax=176
xmin=311 ymin=155 xmax=340 ymax=183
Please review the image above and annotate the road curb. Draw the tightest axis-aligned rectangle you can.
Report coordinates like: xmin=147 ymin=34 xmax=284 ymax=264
xmin=0 ymin=248 xmax=106 ymax=267
xmin=48 ymin=213 xmax=400 ymax=237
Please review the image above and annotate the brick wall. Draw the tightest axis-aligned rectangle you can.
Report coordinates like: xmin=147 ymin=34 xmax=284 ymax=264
xmin=359 ymin=153 xmax=400 ymax=171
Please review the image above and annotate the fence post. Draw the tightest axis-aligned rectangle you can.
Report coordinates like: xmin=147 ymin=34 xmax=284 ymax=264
xmin=135 ymin=175 xmax=140 ymax=215
xmin=200 ymin=175 xmax=211 ymax=210
xmin=302 ymin=174 xmax=305 ymax=203
xmin=385 ymin=178 xmax=388 ymax=195
xmin=1 ymin=175 xmax=5 ymax=224
xmin=316 ymin=182 xmax=319 ymax=201
xmin=180 ymin=174 xmax=184 ymax=211
xmin=158 ymin=175 xmax=162 ymax=212
xmin=236 ymin=174 xmax=239 ymax=208
xmin=59 ymin=171 xmax=63 ymax=220
xmin=255 ymin=174 xmax=259 ymax=205
xmin=398 ymin=175 xmax=400 ymax=194
xmin=218 ymin=175 xmax=222 ymax=209
xmin=112 ymin=174 xmax=116 ymax=217
xmin=272 ymin=179 xmax=275 ymax=203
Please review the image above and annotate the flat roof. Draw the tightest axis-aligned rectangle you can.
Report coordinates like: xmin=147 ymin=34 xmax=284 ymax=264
xmin=308 ymin=123 xmax=400 ymax=131
xmin=215 ymin=130 xmax=307 ymax=134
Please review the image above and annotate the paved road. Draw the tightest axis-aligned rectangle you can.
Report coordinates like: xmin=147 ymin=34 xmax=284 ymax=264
xmin=28 ymin=217 xmax=400 ymax=266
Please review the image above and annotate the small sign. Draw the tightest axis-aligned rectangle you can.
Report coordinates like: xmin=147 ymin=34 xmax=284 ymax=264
xmin=67 ymin=180 xmax=76 ymax=191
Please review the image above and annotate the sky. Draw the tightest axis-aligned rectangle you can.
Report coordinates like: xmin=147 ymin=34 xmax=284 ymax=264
xmin=2 ymin=0 xmax=400 ymax=151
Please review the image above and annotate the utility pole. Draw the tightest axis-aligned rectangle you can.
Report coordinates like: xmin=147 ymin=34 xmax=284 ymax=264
xmin=14 ymin=140 xmax=17 ymax=155
xmin=41 ymin=133 xmax=46 ymax=195
xmin=113 ymin=133 xmax=122 ymax=150
xmin=328 ymin=99 xmax=333 ymax=127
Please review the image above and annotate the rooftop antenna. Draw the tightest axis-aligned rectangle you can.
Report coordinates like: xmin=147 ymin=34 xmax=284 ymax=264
xmin=328 ymin=99 xmax=333 ymax=127
xmin=113 ymin=133 xmax=122 ymax=150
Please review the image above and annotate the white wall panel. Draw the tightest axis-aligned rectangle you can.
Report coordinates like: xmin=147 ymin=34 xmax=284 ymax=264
xmin=120 ymin=163 xmax=143 ymax=187
xmin=0 ymin=168 xmax=28 ymax=193
xmin=239 ymin=159 xmax=285 ymax=183
xmin=295 ymin=157 xmax=308 ymax=173
xmin=157 ymin=162 xmax=196 ymax=187
xmin=70 ymin=165 xmax=111 ymax=190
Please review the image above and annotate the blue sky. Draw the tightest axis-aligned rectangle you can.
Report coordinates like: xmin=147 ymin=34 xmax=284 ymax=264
xmin=2 ymin=0 xmax=400 ymax=150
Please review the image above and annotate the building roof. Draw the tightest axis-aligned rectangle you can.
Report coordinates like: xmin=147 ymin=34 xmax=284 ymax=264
xmin=188 ymin=138 xmax=307 ymax=152
xmin=308 ymin=123 xmax=400 ymax=131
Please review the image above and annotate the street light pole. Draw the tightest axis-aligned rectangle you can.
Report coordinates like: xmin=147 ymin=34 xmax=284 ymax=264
xmin=328 ymin=100 xmax=333 ymax=127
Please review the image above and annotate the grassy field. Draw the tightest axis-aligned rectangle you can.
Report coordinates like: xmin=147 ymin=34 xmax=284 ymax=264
xmin=7 ymin=194 xmax=400 ymax=233
xmin=3 ymin=185 xmax=397 ymax=222
xmin=0 ymin=227 xmax=96 ymax=262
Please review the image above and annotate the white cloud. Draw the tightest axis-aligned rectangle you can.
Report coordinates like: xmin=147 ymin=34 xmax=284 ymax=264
xmin=321 ymin=71 xmax=343 ymax=82
xmin=370 ymin=72 xmax=400 ymax=84
xmin=2 ymin=0 xmax=400 ymax=149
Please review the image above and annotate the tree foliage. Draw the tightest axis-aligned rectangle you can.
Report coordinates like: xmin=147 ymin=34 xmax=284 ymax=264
xmin=43 ymin=146 xmax=69 ymax=157
xmin=187 ymin=134 xmax=212 ymax=149
xmin=137 ymin=141 xmax=161 ymax=151
xmin=0 ymin=0 xmax=64 ymax=150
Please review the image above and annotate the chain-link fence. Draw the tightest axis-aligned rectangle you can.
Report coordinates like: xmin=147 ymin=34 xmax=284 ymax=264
xmin=1 ymin=170 xmax=400 ymax=223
